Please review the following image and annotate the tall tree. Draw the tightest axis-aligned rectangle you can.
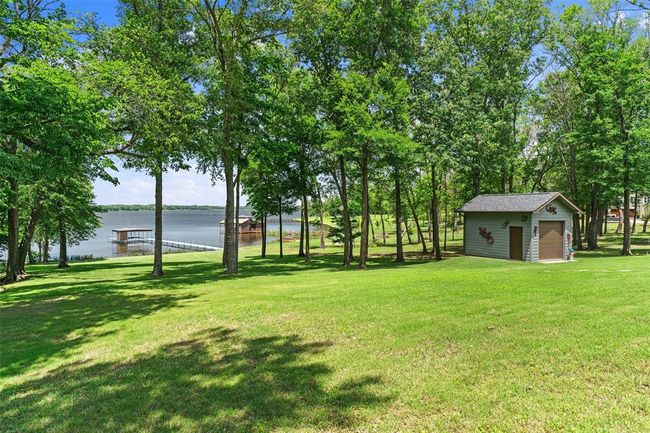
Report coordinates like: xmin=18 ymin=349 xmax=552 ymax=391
xmin=96 ymin=0 xmax=199 ymax=277
xmin=48 ymin=176 xmax=101 ymax=268
xmin=423 ymin=0 xmax=549 ymax=197
xmin=1 ymin=59 xmax=110 ymax=283
xmin=550 ymin=2 xmax=650 ymax=254
xmin=1 ymin=0 xmax=102 ymax=283
xmin=191 ymin=0 xmax=290 ymax=274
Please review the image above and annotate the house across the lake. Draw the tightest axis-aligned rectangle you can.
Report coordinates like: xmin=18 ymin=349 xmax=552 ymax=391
xmin=219 ymin=216 xmax=262 ymax=234
xmin=458 ymin=192 xmax=581 ymax=262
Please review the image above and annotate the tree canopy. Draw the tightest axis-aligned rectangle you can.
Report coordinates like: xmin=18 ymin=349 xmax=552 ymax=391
xmin=2 ymin=0 xmax=650 ymax=283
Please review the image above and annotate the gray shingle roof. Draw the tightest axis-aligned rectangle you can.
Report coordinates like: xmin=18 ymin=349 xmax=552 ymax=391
xmin=458 ymin=192 xmax=581 ymax=213
xmin=218 ymin=216 xmax=254 ymax=224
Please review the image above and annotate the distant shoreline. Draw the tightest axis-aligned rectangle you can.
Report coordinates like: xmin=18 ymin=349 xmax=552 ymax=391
xmin=97 ymin=204 xmax=229 ymax=211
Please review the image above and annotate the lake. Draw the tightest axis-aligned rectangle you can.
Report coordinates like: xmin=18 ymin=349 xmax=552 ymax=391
xmin=62 ymin=209 xmax=301 ymax=259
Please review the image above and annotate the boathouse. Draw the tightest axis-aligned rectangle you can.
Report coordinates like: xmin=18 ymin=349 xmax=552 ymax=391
xmin=219 ymin=216 xmax=261 ymax=234
xmin=111 ymin=228 xmax=152 ymax=242
xmin=457 ymin=192 xmax=581 ymax=262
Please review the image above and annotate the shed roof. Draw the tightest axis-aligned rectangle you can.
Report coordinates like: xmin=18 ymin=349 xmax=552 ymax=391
xmin=457 ymin=192 xmax=581 ymax=214
xmin=218 ymin=216 xmax=254 ymax=225
xmin=111 ymin=228 xmax=153 ymax=232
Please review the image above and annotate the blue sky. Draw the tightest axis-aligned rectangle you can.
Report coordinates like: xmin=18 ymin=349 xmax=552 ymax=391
xmin=67 ymin=0 xmax=644 ymax=205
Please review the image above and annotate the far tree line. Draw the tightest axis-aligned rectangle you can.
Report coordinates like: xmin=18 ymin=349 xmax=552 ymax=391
xmin=2 ymin=0 xmax=650 ymax=284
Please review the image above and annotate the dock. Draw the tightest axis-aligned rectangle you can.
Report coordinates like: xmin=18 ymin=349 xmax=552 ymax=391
xmin=111 ymin=228 xmax=220 ymax=252
xmin=112 ymin=238 xmax=220 ymax=252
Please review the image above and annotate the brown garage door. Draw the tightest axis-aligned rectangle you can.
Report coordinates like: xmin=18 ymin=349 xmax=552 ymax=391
xmin=539 ymin=221 xmax=564 ymax=260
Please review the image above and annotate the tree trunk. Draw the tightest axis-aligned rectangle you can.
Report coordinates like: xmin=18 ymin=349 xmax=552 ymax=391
xmin=38 ymin=241 xmax=43 ymax=264
xmin=597 ymin=206 xmax=605 ymax=237
xmin=643 ymin=212 xmax=649 ymax=233
xmin=17 ymin=200 xmax=43 ymax=274
xmin=586 ymin=195 xmax=599 ymax=250
xmin=298 ymin=197 xmax=305 ymax=257
xmin=632 ymin=192 xmax=638 ymax=233
xmin=443 ymin=174 xmax=448 ymax=251
xmin=223 ymin=155 xmax=238 ymax=273
xmin=394 ymin=170 xmax=404 ymax=263
xmin=28 ymin=249 xmax=34 ymax=265
xmin=2 ymin=157 xmax=19 ymax=284
xmin=616 ymin=208 xmax=624 ymax=234
xmin=572 ymin=213 xmax=583 ymax=250
xmin=404 ymin=213 xmax=412 ymax=244
xmin=43 ymin=238 xmax=49 ymax=263
xmin=278 ymin=197 xmax=284 ymax=258
xmin=317 ymin=186 xmax=325 ymax=249
xmin=57 ymin=211 xmax=69 ymax=269
xmin=261 ymin=214 xmax=267 ymax=258
xmin=406 ymin=187 xmax=427 ymax=254
xmin=151 ymin=161 xmax=164 ymax=277
xmin=303 ymin=194 xmax=310 ymax=263
xmin=622 ymin=187 xmax=633 ymax=256
xmin=235 ymin=169 xmax=241 ymax=266
xmin=618 ymin=101 xmax=632 ymax=256
xmin=339 ymin=156 xmax=352 ymax=267
xmin=358 ymin=145 xmax=370 ymax=269
xmin=380 ymin=213 xmax=386 ymax=245
xmin=431 ymin=164 xmax=442 ymax=260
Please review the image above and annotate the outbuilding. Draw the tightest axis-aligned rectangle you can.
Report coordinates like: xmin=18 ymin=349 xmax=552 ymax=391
xmin=458 ymin=192 xmax=581 ymax=262
xmin=218 ymin=216 xmax=261 ymax=234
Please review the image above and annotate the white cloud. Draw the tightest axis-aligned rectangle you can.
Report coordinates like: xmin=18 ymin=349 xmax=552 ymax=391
xmin=641 ymin=13 xmax=650 ymax=31
xmin=93 ymin=162 xmax=245 ymax=206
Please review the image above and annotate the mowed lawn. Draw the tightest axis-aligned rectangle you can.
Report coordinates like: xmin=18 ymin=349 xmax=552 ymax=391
xmin=1 ymin=234 xmax=650 ymax=432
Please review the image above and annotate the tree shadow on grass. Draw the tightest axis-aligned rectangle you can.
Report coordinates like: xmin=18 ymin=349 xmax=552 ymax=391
xmin=1 ymin=327 xmax=388 ymax=433
xmin=0 ymin=284 xmax=195 ymax=378
xmin=12 ymin=246 xmax=435 ymax=294
xmin=28 ymin=251 xmax=430 ymax=291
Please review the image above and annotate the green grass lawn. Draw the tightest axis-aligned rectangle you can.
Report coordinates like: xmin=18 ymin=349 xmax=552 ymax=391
xmin=1 ymin=232 xmax=650 ymax=433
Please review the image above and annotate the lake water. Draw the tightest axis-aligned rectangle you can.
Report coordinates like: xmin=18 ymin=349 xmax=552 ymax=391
xmin=61 ymin=209 xmax=301 ymax=259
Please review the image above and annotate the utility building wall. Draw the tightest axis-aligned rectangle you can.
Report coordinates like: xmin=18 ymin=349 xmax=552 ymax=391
xmin=464 ymin=213 xmax=533 ymax=261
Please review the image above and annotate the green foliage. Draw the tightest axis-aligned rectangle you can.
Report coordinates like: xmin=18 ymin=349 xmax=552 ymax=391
xmin=48 ymin=176 xmax=102 ymax=246
xmin=419 ymin=0 xmax=549 ymax=196
xmin=3 ymin=0 xmax=650 ymax=277
xmin=0 ymin=0 xmax=76 ymax=70
xmin=1 ymin=60 xmax=111 ymax=171
xmin=535 ymin=2 xmax=650 ymax=245
xmin=94 ymin=0 xmax=200 ymax=176
xmin=323 ymin=196 xmax=360 ymax=244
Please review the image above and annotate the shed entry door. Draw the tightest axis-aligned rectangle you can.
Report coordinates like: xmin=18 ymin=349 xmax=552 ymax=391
xmin=539 ymin=221 xmax=564 ymax=260
xmin=509 ymin=226 xmax=523 ymax=260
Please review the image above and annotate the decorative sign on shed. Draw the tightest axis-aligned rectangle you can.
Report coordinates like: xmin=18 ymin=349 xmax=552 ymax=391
xmin=478 ymin=227 xmax=495 ymax=244
xmin=545 ymin=205 xmax=557 ymax=215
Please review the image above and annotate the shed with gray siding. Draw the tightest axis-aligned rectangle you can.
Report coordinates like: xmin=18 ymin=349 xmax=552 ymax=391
xmin=458 ymin=193 xmax=581 ymax=262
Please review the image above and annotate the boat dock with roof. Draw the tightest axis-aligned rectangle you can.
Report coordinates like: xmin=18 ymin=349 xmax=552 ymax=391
xmin=111 ymin=228 xmax=220 ymax=252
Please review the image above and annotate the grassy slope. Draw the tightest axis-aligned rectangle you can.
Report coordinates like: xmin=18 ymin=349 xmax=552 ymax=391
xmin=1 ymin=231 xmax=650 ymax=433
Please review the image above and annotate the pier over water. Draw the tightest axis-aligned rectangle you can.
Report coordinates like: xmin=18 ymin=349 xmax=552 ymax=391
xmin=111 ymin=228 xmax=221 ymax=252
